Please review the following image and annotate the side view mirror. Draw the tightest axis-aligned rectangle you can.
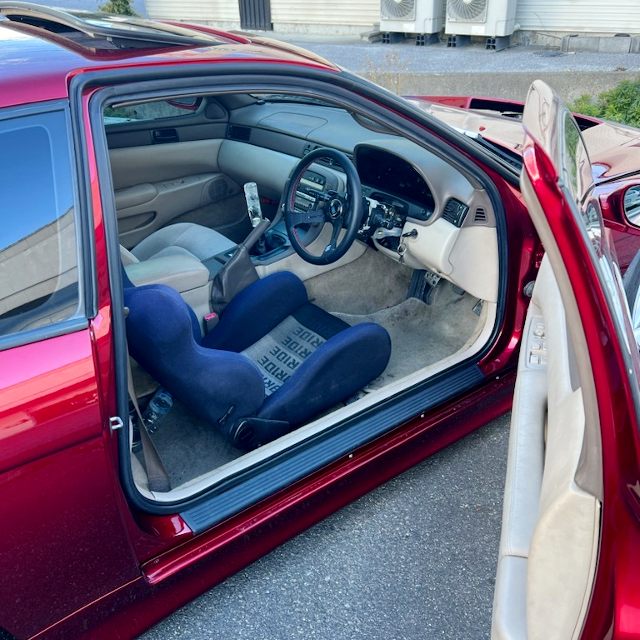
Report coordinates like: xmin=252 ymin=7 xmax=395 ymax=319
xmin=624 ymin=185 xmax=640 ymax=225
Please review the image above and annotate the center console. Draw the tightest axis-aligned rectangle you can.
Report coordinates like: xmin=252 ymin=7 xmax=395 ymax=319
xmin=202 ymin=221 xmax=293 ymax=276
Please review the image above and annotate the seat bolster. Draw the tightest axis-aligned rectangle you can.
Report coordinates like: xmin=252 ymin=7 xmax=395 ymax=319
xmin=202 ymin=271 xmax=309 ymax=352
xmin=257 ymin=322 xmax=391 ymax=427
xmin=125 ymin=254 xmax=210 ymax=292
xmin=125 ymin=284 xmax=265 ymax=425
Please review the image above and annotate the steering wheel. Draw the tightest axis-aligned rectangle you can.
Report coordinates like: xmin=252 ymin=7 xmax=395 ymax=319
xmin=284 ymin=147 xmax=363 ymax=265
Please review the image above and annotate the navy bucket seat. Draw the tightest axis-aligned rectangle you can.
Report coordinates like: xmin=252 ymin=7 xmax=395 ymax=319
xmin=124 ymin=271 xmax=391 ymax=449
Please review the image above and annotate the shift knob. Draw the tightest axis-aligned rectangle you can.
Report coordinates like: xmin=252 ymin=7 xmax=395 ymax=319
xmin=244 ymin=181 xmax=263 ymax=228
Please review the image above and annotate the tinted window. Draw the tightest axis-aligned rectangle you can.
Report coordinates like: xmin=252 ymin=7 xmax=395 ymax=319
xmin=0 ymin=109 xmax=81 ymax=339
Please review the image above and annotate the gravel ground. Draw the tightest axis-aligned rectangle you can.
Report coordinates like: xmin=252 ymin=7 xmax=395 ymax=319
xmin=141 ymin=413 xmax=511 ymax=640
xmin=277 ymin=33 xmax=640 ymax=75
xmin=273 ymin=35 xmax=640 ymax=100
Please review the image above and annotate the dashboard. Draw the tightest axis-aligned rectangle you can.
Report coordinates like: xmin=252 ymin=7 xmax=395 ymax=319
xmin=222 ymin=99 xmax=499 ymax=302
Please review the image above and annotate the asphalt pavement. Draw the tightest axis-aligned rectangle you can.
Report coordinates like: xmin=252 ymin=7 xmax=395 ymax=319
xmin=141 ymin=413 xmax=510 ymax=640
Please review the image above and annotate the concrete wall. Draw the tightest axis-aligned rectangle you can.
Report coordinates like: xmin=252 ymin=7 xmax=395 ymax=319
xmin=145 ymin=0 xmax=241 ymax=29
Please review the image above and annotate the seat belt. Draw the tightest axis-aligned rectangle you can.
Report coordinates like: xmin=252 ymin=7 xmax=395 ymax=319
xmin=126 ymin=352 xmax=172 ymax=493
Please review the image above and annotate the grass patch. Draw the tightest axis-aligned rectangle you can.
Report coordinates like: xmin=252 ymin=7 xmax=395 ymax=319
xmin=570 ymin=79 xmax=640 ymax=128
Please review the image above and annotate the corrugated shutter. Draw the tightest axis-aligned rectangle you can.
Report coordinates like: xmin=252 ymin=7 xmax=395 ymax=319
xmin=516 ymin=0 xmax=640 ymax=33
xmin=271 ymin=0 xmax=379 ymax=26
xmin=145 ymin=0 xmax=240 ymax=24
xmin=239 ymin=0 xmax=272 ymax=29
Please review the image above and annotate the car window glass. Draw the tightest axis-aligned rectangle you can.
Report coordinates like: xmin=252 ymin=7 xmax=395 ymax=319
xmin=562 ymin=111 xmax=593 ymax=205
xmin=557 ymin=108 xmax=633 ymax=352
xmin=561 ymin=111 xmax=603 ymax=251
xmin=104 ymin=98 xmax=201 ymax=124
xmin=0 ymin=109 xmax=81 ymax=340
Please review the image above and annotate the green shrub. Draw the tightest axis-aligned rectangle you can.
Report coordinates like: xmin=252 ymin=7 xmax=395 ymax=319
xmin=98 ymin=0 xmax=138 ymax=16
xmin=570 ymin=80 xmax=640 ymax=128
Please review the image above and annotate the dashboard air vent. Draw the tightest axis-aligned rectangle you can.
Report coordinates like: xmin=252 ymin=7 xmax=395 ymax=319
xmin=442 ymin=198 xmax=469 ymax=227
xmin=474 ymin=207 xmax=487 ymax=224
xmin=227 ymin=125 xmax=251 ymax=142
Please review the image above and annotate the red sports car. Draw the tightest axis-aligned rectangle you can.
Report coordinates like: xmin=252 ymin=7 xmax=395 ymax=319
xmin=1 ymin=4 xmax=640 ymax=639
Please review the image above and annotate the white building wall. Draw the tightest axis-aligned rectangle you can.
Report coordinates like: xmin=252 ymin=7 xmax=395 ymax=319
xmin=145 ymin=0 xmax=241 ymax=29
xmin=145 ymin=0 xmax=640 ymax=35
xmin=271 ymin=0 xmax=378 ymax=31
xmin=146 ymin=0 xmax=378 ymax=33
xmin=515 ymin=0 xmax=640 ymax=34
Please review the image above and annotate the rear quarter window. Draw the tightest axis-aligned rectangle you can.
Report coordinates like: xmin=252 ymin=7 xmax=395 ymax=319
xmin=0 ymin=107 xmax=83 ymax=344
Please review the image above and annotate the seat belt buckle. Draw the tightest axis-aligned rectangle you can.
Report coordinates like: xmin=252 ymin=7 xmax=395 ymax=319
xmin=204 ymin=311 xmax=219 ymax=333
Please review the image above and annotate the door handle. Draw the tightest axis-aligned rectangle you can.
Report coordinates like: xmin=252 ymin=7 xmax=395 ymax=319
xmin=152 ymin=128 xmax=179 ymax=144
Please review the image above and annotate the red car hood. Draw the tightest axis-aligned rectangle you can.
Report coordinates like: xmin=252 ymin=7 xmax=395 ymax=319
xmin=581 ymin=121 xmax=640 ymax=181
xmin=409 ymin=96 xmax=640 ymax=183
xmin=406 ymin=97 xmax=526 ymax=155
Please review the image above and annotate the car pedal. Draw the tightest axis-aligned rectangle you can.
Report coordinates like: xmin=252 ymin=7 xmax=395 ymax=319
xmin=407 ymin=269 xmax=441 ymax=305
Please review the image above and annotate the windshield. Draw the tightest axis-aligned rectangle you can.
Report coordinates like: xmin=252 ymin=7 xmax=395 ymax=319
xmin=251 ymin=94 xmax=341 ymax=108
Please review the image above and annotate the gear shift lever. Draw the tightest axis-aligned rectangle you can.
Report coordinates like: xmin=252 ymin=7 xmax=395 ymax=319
xmin=244 ymin=182 xmax=264 ymax=228
xmin=244 ymin=181 xmax=267 ymax=254
xmin=209 ymin=185 xmax=270 ymax=316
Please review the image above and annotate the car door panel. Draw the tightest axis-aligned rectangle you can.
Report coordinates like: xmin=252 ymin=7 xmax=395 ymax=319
xmin=218 ymin=139 xmax=299 ymax=202
xmin=110 ymin=139 xmax=223 ymax=189
xmin=492 ymin=257 xmax=600 ymax=640
xmin=109 ymin=140 xmax=244 ymax=247
xmin=493 ymin=79 xmax=640 ymax=640
xmin=0 ymin=329 xmax=140 ymax=639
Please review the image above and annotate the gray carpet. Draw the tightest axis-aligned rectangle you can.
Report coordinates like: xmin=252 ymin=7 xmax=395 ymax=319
xmin=336 ymin=282 xmax=481 ymax=390
xmin=142 ymin=402 xmax=242 ymax=488
xmin=305 ymin=247 xmax=414 ymax=315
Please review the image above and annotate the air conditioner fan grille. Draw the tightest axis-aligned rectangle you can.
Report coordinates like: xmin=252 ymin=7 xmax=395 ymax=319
xmin=381 ymin=0 xmax=416 ymax=20
xmin=447 ymin=0 xmax=488 ymax=22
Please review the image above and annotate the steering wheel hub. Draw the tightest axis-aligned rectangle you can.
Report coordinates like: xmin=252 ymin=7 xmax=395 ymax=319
xmin=328 ymin=198 xmax=344 ymax=219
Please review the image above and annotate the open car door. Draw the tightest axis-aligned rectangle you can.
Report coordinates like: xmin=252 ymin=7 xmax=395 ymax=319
xmin=491 ymin=80 xmax=640 ymax=640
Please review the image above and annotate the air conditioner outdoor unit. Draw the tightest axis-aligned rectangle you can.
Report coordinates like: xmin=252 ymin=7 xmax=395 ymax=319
xmin=445 ymin=0 xmax=518 ymax=38
xmin=380 ymin=0 xmax=446 ymax=41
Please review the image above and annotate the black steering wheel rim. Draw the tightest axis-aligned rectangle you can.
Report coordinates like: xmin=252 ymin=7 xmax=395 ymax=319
xmin=284 ymin=147 xmax=363 ymax=266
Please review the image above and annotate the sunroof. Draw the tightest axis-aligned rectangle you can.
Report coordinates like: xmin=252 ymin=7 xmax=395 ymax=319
xmin=0 ymin=2 xmax=225 ymax=48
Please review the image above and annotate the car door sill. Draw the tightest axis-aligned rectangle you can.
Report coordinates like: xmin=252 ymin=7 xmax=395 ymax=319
xmin=179 ymin=363 xmax=486 ymax=535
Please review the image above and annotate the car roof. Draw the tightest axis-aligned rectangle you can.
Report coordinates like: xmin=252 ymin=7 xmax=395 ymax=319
xmin=0 ymin=4 xmax=338 ymax=109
